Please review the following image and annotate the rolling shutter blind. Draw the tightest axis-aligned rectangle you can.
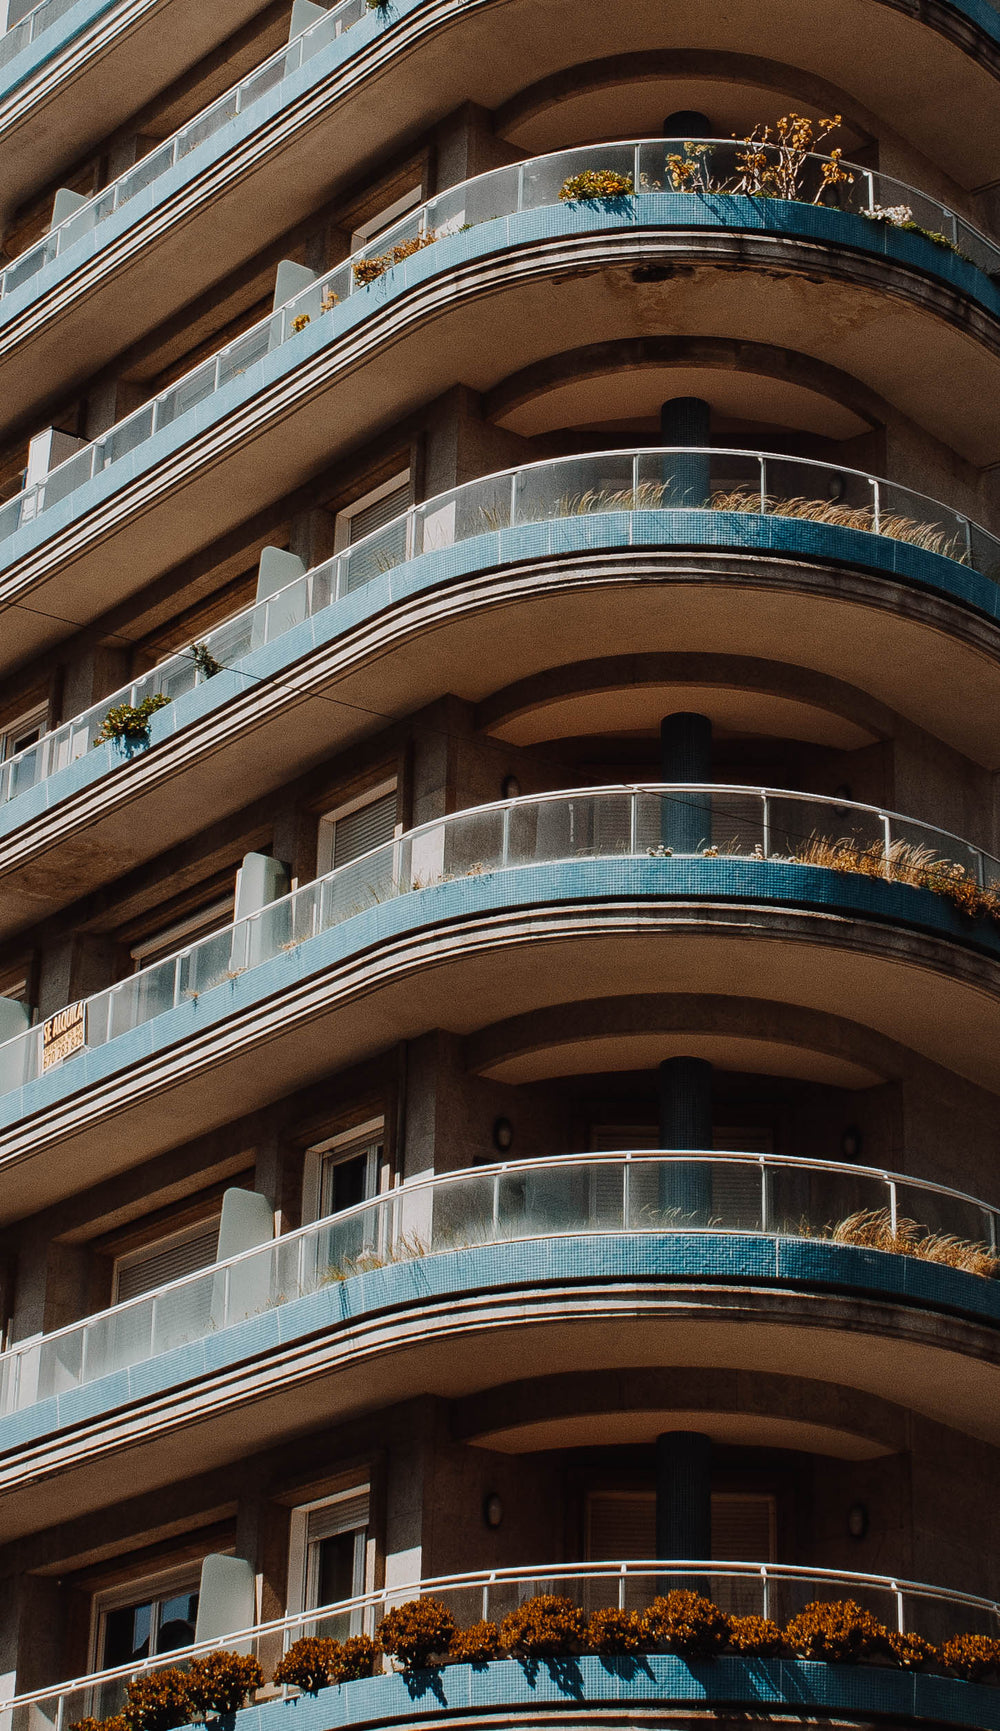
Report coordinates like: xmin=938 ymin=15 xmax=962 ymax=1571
xmin=348 ymin=483 xmax=410 ymax=544
xmin=587 ymin=1493 xmax=774 ymax=1561
xmin=114 ymin=1217 xmax=221 ymax=1303
xmin=711 ymin=1494 xmax=775 ymax=1560
xmin=332 ymin=791 xmax=397 ymax=868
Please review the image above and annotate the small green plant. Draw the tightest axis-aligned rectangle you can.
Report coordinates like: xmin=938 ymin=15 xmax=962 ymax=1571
xmin=448 ymin=1621 xmax=501 ymax=1663
xmin=353 ymin=232 xmax=436 ymax=286
xmin=330 ymin=1636 xmax=382 ymax=1681
xmin=940 ymin=1634 xmax=1000 ymax=1680
xmin=273 ymin=1637 xmax=340 ymax=1692
xmin=186 ymin=1652 xmax=264 ymax=1716
xmin=190 ymin=641 xmax=223 ymax=677
xmin=377 ymin=1597 xmax=457 ymax=1669
xmin=499 ymin=1594 xmax=588 ymax=1657
xmin=785 ymin=1600 xmax=890 ymax=1663
xmin=640 ymin=1590 xmax=731 ymax=1656
xmin=886 ymin=1631 xmax=939 ymax=1670
xmin=586 ymin=1606 xmax=646 ymax=1653
xmin=728 ymin=1615 xmax=788 ymax=1656
xmin=95 ymin=693 xmax=170 ymax=745
xmin=121 ymin=1668 xmax=195 ymax=1731
xmin=559 ymin=169 xmax=634 ymax=201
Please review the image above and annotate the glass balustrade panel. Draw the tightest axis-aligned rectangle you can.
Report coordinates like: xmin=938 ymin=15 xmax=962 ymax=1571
xmin=441 ymin=806 xmax=505 ymax=879
xmin=513 ymin=454 xmax=636 ymax=526
xmin=767 ymin=1164 xmax=889 ymax=1242
xmin=876 ymin=479 xmax=969 ymax=565
xmin=764 ymin=794 xmax=883 ymax=866
xmin=179 ymin=95 xmax=238 ymax=158
xmin=317 ymin=839 xmax=397 ymax=929
xmin=521 ymin=143 xmax=636 ymax=209
xmin=889 ymin=1181 xmax=997 ymax=1258
xmin=427 ymin=1173 xmax=496 ymax=1254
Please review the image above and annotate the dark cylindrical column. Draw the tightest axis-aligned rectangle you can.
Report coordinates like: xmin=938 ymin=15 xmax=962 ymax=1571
xmin=658 ymin=1056 xmax=713 ymax=1219
xmin=660 ymin=396 xmax=710 ymax=507
xmin=660 ymin=711 xmax=711 ymax=852
xmin=663 ymin=110 xmax=713 ymax=140
xmin=656 ymin=1431 xmax=712 ymax=1575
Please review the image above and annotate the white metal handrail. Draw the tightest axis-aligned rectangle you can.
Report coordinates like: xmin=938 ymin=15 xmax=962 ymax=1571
xmin=1 ymin=784 xmax=997 ymax=1099
xmin=2 ymin=443 xmax=996 ymax=808
xmin=4 ymin=1560 xmax=998 ymax=1724
xmin=0 ymin=1149 xmax=995 ymax=1415
xmin=1 ymin=137 xmax=998 ymax=545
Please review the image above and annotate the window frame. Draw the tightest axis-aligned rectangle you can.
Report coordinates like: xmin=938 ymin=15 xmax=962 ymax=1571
xmin=286 ymin=1483 xmax=372 ymax=1618
xmin=0 ymin=700 xmax=48 ymax=763
xmin=333 ymin=471 xmax=410 ymax=553
xmin=316 ymin=778 xmax=398 ymax=880
xmin=349 ymin=188 xmax=422 ymax=253
xmin=302 ymin=1117 xmax=385 ymax=1226
xmin=89 ymin=1560 xmax=204 ymax=1673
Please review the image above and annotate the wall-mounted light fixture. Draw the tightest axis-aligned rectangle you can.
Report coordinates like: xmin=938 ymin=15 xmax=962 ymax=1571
xmin=841 ymin=1126 xmax=863 ymax=1160
xmin=492 ymin=1116 xmax=514 ymax=1153
xmin=501 ymin=774 xmax=521 ymax=800
xmin=484 ymin=1492 xmax=504 ymax=1528
xmin=847 ymin=1503 xmax=869 ymax=1539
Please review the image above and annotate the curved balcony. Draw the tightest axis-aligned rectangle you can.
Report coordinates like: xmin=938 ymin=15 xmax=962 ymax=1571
xmin=4 ymin=448 xmax=1000 ymax=935
xmin=5 ymin=788 xmax=1000 ymax=1221
xmin=0 ymin=0 xmax=271 ymax=235
xmin=6 ymin=1564 xmax=1000 ymax=1731
xmin=5 ymin=0 xmax=1000 ymax=411
xmin=4 ymin=144 xmax=1000 ymax=671
xmin=1 ymin=1151 xmax=997 ymax=1437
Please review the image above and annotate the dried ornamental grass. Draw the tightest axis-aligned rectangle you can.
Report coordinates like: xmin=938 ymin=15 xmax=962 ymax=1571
xmin=499 ymin=1594 xmax=588 ymax=1657
xmin=829 ymin=1208 xmax=999 ymax=1279
xmin=640 ymin=1590 xmax=731 ymax=1656
xmin=709 ymin=486 xmax=968 ymax=562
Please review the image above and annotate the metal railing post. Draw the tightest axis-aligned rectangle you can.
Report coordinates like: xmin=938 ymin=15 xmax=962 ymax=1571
xmin=501 ymin=804 xmax=511 ymax=867
xmin=865 ymin=170 xmax=876 ymax=215
xmin=759 ymin=453 xmax=767 ymax=514
xmin=761 ymin=794 xmax=770 ymax=859
xmin=760 ymin=1160 xmax=771 ymax=1232
xmin=882 ymin=813 xmax=893 ymax=867
xmin=888 ymin=1181 xmax=898 ymax=1235
xmin=872 ymin=477 xmax=881 ymax=535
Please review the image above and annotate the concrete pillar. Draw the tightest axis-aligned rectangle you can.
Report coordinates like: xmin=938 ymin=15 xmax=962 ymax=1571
xmin=655 ymin=1430 xmax=712 ymax=1568
xmin=658 ymin=1056 xmax=713 ymax=1219
xmin=660 ymin=396 xmax=711 ymax=507
xmin=660 ymin=711 xmax=712 ymax=852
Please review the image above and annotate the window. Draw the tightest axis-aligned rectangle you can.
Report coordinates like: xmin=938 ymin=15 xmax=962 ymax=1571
xmin=113 ymin=1215 xmax=222 ymax=1304
xmin=94 ymin=1565 xmax=201 ymax=1670
xmin=317 ymin=783 xmax=397 ymax=878
xmin=587 ymin=1490 xmax=776 ymax=1560
xmin=334 ymin=471 xmax=411 ymax=590
xmin=586 ymin=1489 xmax=776 ymax=1611
xmin=350 ymin=188 xmax=422 ymax=251
xmin=287 ymin=1486 xmax=370 ymax=1634
xmin=0 ymin=702 xmax=46 ymax=763
xmin=129 ymin=894 xmax=235 ymax=971
xmin=303 ymin=1119 xmax=383 ymax=1226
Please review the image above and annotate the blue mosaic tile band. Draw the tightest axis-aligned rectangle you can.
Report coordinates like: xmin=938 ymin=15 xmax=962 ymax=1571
xmin=147 ymin=1655 xmax=1000 ymax=1731
xmin=1 ymin=1226 xmax=997 ymax=1453
xmin=1 ymin=509 xmax=994 ymax=843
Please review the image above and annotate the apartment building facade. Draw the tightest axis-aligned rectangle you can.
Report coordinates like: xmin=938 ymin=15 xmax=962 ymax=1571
xmin=0 ymin=0 xmax=998 ymax=1723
